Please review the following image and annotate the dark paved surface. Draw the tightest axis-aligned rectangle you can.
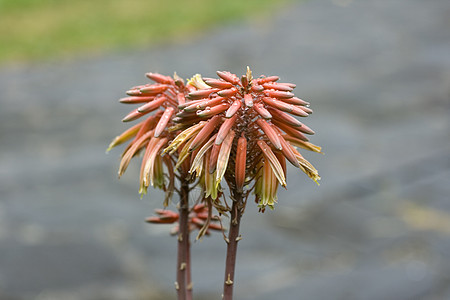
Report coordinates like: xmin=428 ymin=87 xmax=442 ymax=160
xmin=1 ymin=0 xmax=450 ymax=299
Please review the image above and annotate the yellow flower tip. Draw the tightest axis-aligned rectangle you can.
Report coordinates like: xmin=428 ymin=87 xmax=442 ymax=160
xmin=139 ymin=186 xmax=147 ymax=196
xmin=305 ymin=167 xmax=321 ymax=185
xmin=257 ymin=201 xmax=276 ymax=211
xmin=187 ymin=74 xmax=210 ymax=90
xmin=106 ymin=137 xmax=121 ymax=153
xmin=105 ymin=138 xmax=119 ymax=153
xmin=106 ymin=139 xmax=118 ymax=153
xmin=246 ymin=66 xmax=253 ymax=82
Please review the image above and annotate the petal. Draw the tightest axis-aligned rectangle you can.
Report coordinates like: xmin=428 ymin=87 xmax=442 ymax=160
xmin=176 ymin=92 xmax=186 ymax=106
xmin=189 ymin=115 xmax=222 ymax=151
xmin=262 ymin=83 xmax=294 ymax=92
xmin=271 ymin=119 xmax=309 ymax=141
xmin=107 ymin=121 xmax=142 ymax=152
xmin=254 ymin=163 xmax=263 ymax=197
xmin=225 ymin=99 xmax=241 ymax=118
xmin=263 ymin=97 xmax=307 ymax=116
xmin=119 ymin=96 xmax=155 ymax=104
xmin=274 ymin=151 xmax=287 ymax=179
xmin=196 ymin=103 xmax=230 ymax=118
xmin=196 ymin=96 xmax=226 ymax=110
xmin=277 ymin=132 xmax=301 ymax=168
xmin=216 ymin=71 xmax=240 ymax=85
xmin=190 ymin=134 xmax=216 ymax=176
xmin=278 ymin=96 xmax=310 ymax=106
xmin=178 ymin=98 xmax=206 ymax=110
xmin=187 ymin=74 xmax=210 ymax=89
xmin=174 ymin=137 xmax=195 ymax=170
xmin=122 ymin=108 xmax=146 ymax=122
xmin=154 ymin=107 xmax=175 ymax=138
xmin=128 ymin=111 xmax=163 ymax=149
xmin=251 ymin=84 xmax=264 ymax=92
xmin=266 ymin=107 xmax=303 ymax=127
xmin=162 ymin=156 xmax=175 ymax=207
xmin=143 ymin=137 xmax=169 ymax=187
xmin=263 ymin=90 xmax=294 ymax=99
xmin=188 ymin=88 xmax=220 ymax=100
xmin=204 ymin=151 xmax=219 ymax=199
xmin=215 ymin=115 xmax=237 ymax=145
xmin=146 ymin=73 xmax=174 ymax=84
xmin=126 ymin=89 xmax=142 ymax=96
xmin=290 ymin=145 xmax=321 ymax=184
xmin=118 ymin=130 xmax=154 ymax=177
xmin=208 ymin=143 xmax=221 ymax=174
xmin=283 ymin=136 xmax=322 ymax=153
xmin=253 ymin=103 xmax=272 ymax=119
xmin=244 ymin=94 xmax=253 ymax=107
xmin=140 ymin=84 xmax=169 ymax=95
xmin=163 ymin=121 xmax=206 ymax=155
xmin=137 ymin=96 xmax=167 ymax=113
xmin=204 ymin=79 xmax=233 ymax=89
xmin=257 ymin=140 xmax=286 ymax=187
xmin=235 ymin=135 xmax=247 ymax=192
xmin=296 ymin=122 xmax=315 ymax=135
xmin=217 ymin=87 xmax=238 ymax=97
xmin=139 ymin=137 xmax=159 ymax=195
xmin=256 ymin=76 xmax=279 ymax=84
xmin=256 ymin=119 xmax=282 ymax=150
xmin=290 ymin=106 xmax=310 ymax=117
xmin=215 ymin=130 xmax=236 ymax=188
xmin=183 ymin=96 xmax=225 ymax=112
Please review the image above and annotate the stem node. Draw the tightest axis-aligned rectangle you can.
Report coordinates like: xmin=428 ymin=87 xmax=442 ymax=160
xmin=180 ymin=262 xmax=186 ymax=270
xmin=225 ymin=274 xmax=234 ymax=285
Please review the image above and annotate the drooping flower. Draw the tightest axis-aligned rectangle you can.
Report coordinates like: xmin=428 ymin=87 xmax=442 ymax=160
xmin=165 ymin=68 xmax=321 ymax=210
xmin=107 ymin=72 xmax=198 ymax=205
xmin=146 ymin=203 xmax=223 ymax=238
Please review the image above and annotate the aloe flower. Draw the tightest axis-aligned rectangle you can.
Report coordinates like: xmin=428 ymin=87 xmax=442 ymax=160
xmin=108 ymin=72 xmax=213 ymax=300
xmin=165 ymin=68 xmax=321 ymax=211
xmin=107 ymin=72 xmax=199 ymax=205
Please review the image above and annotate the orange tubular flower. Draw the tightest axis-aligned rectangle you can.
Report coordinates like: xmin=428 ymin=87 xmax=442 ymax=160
xmin=165 ymin=67 xmax=321 ymax=211
xmin=107 ymin=72 xmax=198 ymax=206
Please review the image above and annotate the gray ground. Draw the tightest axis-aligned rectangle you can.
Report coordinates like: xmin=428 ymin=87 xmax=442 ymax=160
xmin=1 ymin=0 xmax=450 ymax=299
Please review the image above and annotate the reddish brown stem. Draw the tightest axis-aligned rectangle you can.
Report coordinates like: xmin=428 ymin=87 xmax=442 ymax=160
xmin=222 ymin=193 xmax=244 ymax=300
xmin=176 ymin=181 xmax=190 ymax=300
xmin=186 ymin=237 xmax=193 ymax=300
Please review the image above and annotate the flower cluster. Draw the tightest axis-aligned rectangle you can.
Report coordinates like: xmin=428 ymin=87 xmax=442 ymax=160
xmin=109 ymin=68 xmax=321 ymax=211
xmin=108 ymin=68 xmax=322 ymax=300
xmin=107 ymin=72 xmax=197 ymax=206
xmin=165 ymin=68 xmax=321 ymax=210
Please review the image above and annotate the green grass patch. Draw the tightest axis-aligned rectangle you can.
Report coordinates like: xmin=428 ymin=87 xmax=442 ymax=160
xmin=0 ymin=0 xmax=289 ymax=65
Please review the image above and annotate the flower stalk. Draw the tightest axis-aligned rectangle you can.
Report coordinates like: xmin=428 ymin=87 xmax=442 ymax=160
xmin=223 ymin=193 xmax=244 ymax=300
xmin=176 ymin=180 xmax=191 ymax=300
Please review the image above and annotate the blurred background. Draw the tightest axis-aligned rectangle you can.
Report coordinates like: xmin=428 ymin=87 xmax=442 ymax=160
xmin=1 ymin=0 xmax=450 ymax=299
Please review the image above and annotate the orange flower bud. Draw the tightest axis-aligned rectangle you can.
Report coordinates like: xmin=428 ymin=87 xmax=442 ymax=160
xmin=225 ymin=99 xmax=241 ymax=118
xmin=235 ymin=136 xmax=247 ymax=192
xmin=256 ymin=119 xmax=282 ymax=150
